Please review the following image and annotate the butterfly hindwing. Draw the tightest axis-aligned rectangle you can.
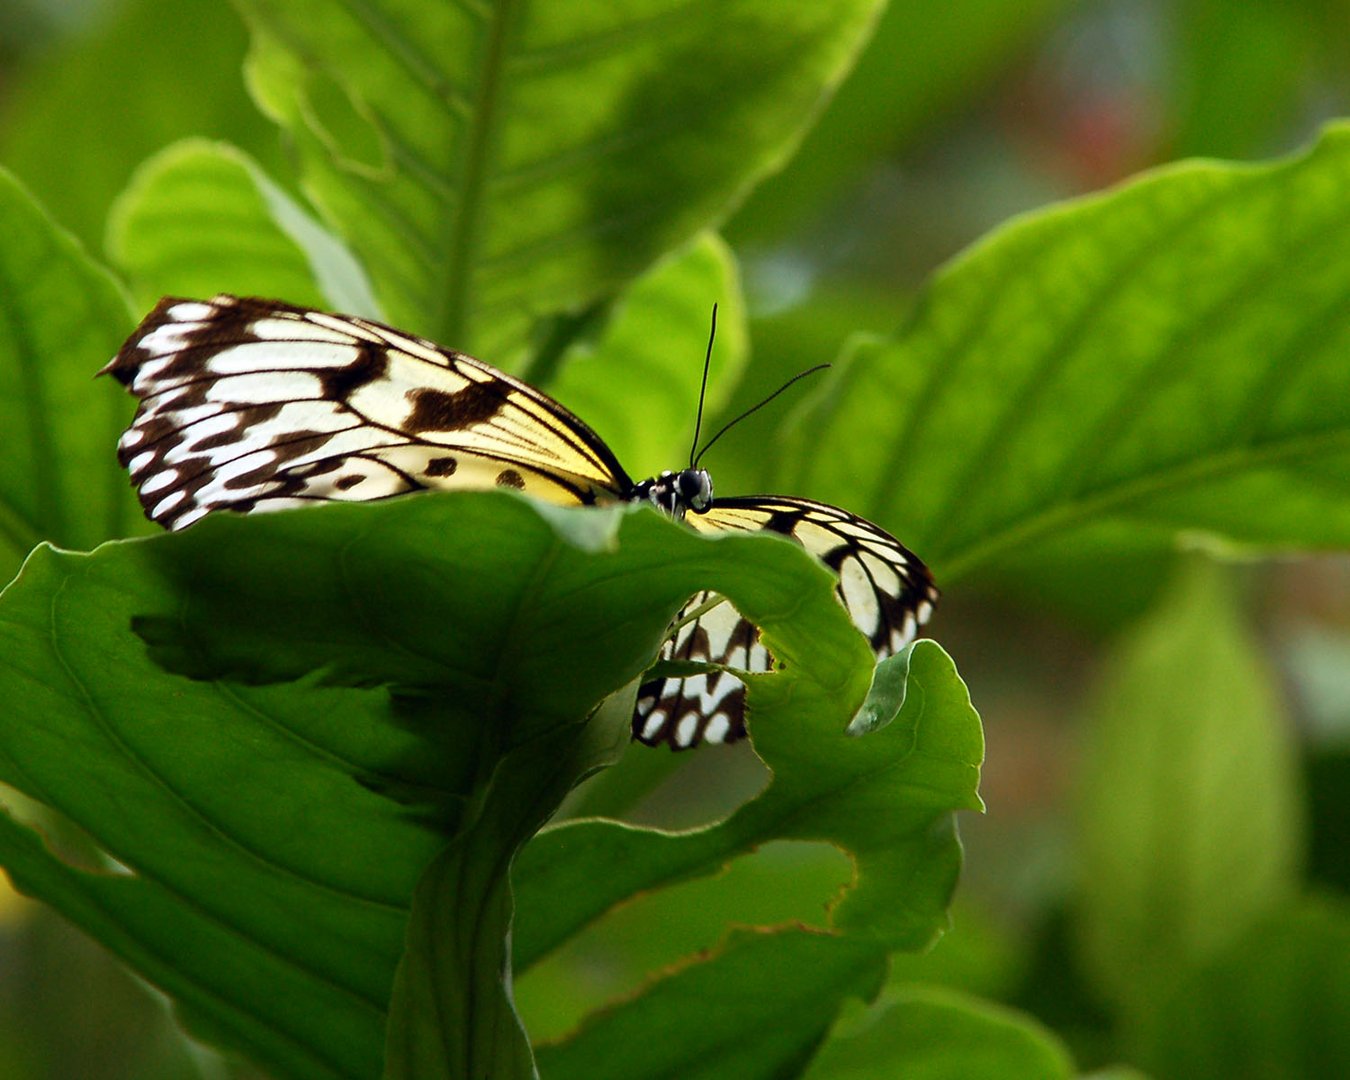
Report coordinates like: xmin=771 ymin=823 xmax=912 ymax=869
xmin=633 ymin=592 xmax=772 ymax=749
xmin=633 ymin=497 xmax=938 ymax=749
xmin=104 ymin=295 xmax=634 ymax=530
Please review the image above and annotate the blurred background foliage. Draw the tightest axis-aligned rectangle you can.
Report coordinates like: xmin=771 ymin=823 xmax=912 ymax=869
xmin=1 ymin=0 xmax=1348 ymax=1077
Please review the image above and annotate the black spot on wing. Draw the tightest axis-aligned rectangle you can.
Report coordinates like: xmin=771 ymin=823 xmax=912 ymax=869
xmin=318 ymin=340 xmax=388 ymax=399
xmin=222 ymin=459 xmax=285 ymax=491
xmin=425 ymin=456 xmax=458 ymax=477
xmin=286 ymin=459 xmax=344 ymax=480
xmin=267 ymin=429 xmax=343 ymax=464
xmin=405 ymin=383 xmax=502 ymax=432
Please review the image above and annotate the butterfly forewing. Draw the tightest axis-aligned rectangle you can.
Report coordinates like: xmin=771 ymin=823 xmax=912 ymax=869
xmin=104 ymin=296 xmax=634 ymax=530
xmin=632 ymin=496 xmax=938 ymax=749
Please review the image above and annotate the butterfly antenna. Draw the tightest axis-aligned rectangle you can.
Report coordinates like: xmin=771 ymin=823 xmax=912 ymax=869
xmin=688 ymin=304 xmax=718 ymax=468
xmin=693 ymin=363 xmax=830 ymax=468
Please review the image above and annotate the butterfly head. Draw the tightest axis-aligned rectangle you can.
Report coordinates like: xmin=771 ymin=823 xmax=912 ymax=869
xmin=631 ymin=468 xmax=713 ymax=519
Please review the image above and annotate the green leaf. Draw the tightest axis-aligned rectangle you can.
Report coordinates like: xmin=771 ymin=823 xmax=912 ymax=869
xmin=848 ymin=644 xmax=915 ymax=736
xmin=883 ymin=901 xmax=1026 ymax=1001
xmin=0 ymin=0 xmax=279 ymax=255
xmin=729 ymin=0 xmax=1073 ymax=244
xmin=783 ymin=122 xmax=1350 ymax=582
xmin=1136 ymin=895 xmax=1350 ymax=1080
xmin=959 ymin=520 xmax=1180 ymax=632
xmin=516 ymin=636 xmax=980 ymax=1077
xmin=535 ymin=930 xmax=885 ymax=1080
xmin=706 ymin=283 xmax=906 ymax=501
xmin=0 ymin=166 xmax=136 ymax=580
xmin=518 ymin=878 xmax=1023 ymax=1052
xmin=515 ymin=840 xmax=855 ymax=1042
xmin=384 ymin=705 xmax=627 ymax=1080
xmin=233 ymin=0 xmax=885 ymax=355
xmin=513 ymin=638 xmax=983 ymax=969
xmin=1073 ymin=561 xmax=1304 ymax=1018
xmin=802 ymin=986 xmax=1076 ymax=1080
xmin=1079 ymin=1071 xmax=1155 ymax=1080
xmin=544 ymin=232 xmax=747 ymax=476
xmin=0 ymin=493 xmax=894 ymax=1079
xmin=1168 ymin=0 xmax=1326 ymax=160
xmin=108 ymin=139 xmax=378 ymax=316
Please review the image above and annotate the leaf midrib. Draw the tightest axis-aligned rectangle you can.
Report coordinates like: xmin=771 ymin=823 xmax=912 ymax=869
xmin=937 ymin=423 xmax=1350 ymax=581
xmin=437 ymin=0 xmax=518 ymax=346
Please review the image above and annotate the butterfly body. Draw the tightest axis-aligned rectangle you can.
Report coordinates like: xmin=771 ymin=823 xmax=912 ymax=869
xmin=105 ymin=295 xmax=936 ymax=749
xmin=628 ymin=468 xmax=714 ymax=518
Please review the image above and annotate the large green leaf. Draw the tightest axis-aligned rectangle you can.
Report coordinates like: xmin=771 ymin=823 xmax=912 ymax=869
xmin=0 ymin=167 xmax=136 ymax=581
xmin=1073 ymin=561 xmax=1303 ymax=1019
xmin=517 ymin=872 xmax=1020 ymax=1053
xmin=233 ymin=0 xmax=884 ymax=356
xmin=107 ymin=139 xmax=378 ymax=317
xmin=783 ymin=122 xmax=1350 ymax=581
xmin=0 ymin=493 xmax=965 ymax=1079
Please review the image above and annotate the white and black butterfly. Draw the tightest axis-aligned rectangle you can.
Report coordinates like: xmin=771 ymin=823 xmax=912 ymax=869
xmin=103 ymin=295 xmax=937 ymax=750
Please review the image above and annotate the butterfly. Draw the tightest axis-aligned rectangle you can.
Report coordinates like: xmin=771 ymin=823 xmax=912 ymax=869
xmin=103 ymin=295 xmax=937 ymax=750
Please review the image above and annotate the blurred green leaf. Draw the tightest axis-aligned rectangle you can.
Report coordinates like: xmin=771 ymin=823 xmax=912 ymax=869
xmin=961 ymin=520 xmax=1179 ymax=633
xmin=802 ymin=985 xmax=1076 ymax=1080
xmin=1136 ymin=895 xmax=1350 ymax=1080
xmin=1306 ymin=747 xmax=1350 ymax=894
xmin=885 ymin=901 xmax=1026 ymax=1002
xmin=0 ymin=166 xmax=135 ymax=581
xmin=1079 ymin=1070 xmax=1153 ymax=1080
xmin=0 ymin=0 xmax=278 ymax=255
xmin=784 ymin=122 xmax=1350 ymax=582
xmin=1073 ymin=562 xmax=1303 ymax=1018
xmin=545 ymin=232 xmax=747 ymax=477
xmin=0 ymin=493 xmax=922 ymax=1078
xmin=1168 ymin=0 xmax=1332 ymax=160
xmin=107 ymin=139 xmax=377 ymax=316
xmin=0 ymin=894 xmax=217 ymax=1080
xmin=233 ymin=0 xmax=884 ymax=356
xmin=729 ymin=0 xmax=1072 ymax=244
